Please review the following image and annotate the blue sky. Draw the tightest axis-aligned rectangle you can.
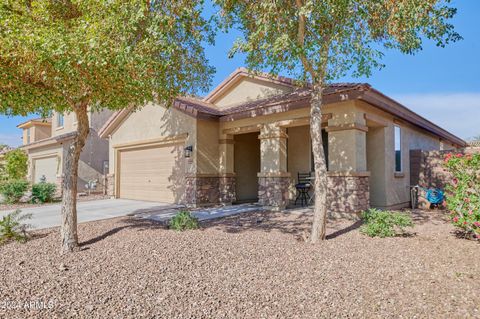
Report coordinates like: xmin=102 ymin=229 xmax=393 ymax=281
xmin=1 ymin=0 xmax=479 ymax=146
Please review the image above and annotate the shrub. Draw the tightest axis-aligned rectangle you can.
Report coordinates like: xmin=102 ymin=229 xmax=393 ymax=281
xmin=0 ymin=209 xmax=32 ymax=244
xmin=31 ymin=182 xmax=57 ymax=203
xmin=444 ymin=152 xmax=480 ymax=239
xmin=360 ymin=208 xmax=414 ymax=238
xmin=169 ymin=210 xmax=199 ymax=231
xmin=4 ymin=149 xmax=28 ymax=180
xmin=0 ymin=179 xmax=29 ymax=204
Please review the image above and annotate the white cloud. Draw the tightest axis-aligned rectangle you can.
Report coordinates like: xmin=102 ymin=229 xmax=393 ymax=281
xmin=391 ymin=93 xmax=480 ymax=140
xmin=0 ymin=133 xmax=23 ymax=147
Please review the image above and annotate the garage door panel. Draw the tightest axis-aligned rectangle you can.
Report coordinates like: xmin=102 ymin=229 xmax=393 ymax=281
xmin=33 ymin=157 xmax=58 ymax=184
xmin=119 ymin=145 xmax=183 ymax=202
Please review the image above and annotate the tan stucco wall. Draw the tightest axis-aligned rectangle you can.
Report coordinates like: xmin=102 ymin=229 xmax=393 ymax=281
xmin=213 ymin=77 xmax=293 ymax=109
xmin=52 ymin=111 xmax=77 ymax=136
xmin=34 ymin=125 xmax=51 ymax=142
xmin=196 ymin=119 xmax=220 ymax=174
xmin=22 ymin=125 xmax=51 ymax=145
xmin=221 ymin=107 xmax=310 ymax=131
xmin=22 ymin=128 xmax=29 ymax=145
xmin=357 ymin=101 xmax=444 ymax=208
xmin=366 ymin=126 xmax=387 ymax=207
xmin=109 ymin=104 xmax=197 ymax=177
xmin=327 ymin=102 xmax=367 ymax=172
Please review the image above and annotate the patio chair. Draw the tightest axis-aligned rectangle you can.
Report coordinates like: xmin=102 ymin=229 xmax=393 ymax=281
xmin=295 ymin=172 xmax=311 ymax=206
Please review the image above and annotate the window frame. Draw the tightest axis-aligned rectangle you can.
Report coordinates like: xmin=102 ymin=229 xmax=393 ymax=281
xmin=26 ymin=128 xmax=31 ymax=144
xmin=56 ymin=112 xmax=64 ymax=128
xmin=394 ymin=125 xmax=402 ymax=173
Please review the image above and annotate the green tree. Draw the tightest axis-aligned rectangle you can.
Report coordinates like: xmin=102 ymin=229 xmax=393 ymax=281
xmin=0 ymin=1 xmax=214 ymax=252
xmin=4 ymin=149 xmax=28 ymax=180
xmin=216 ymin=0 xmax=461 ymax=242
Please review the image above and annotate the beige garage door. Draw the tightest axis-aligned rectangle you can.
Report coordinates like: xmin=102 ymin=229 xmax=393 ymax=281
xmin=119 ymin=145 xmax=182 ymax=202
xmin=34 ymin=156 xmax=58 ymax=183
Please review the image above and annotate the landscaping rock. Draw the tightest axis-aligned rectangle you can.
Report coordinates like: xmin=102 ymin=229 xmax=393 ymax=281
xmin=0 ymin=209 xmax=479 ymax=318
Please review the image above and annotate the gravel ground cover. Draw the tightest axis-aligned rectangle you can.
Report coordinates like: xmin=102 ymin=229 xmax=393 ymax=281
xmin=0 ymin=209 xmax=479 ymax=318
xmin=0 ymin=194 xmax=109 ymax=212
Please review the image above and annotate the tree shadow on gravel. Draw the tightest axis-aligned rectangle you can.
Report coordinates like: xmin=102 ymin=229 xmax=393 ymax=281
xmin=201 ymin=211 xmax=362 ymax=240
xmin=405 ymin=209 xmax=449 ymax=226
xmin=80 ymin=218 xmax=166 ymax=247
xmin=326 ymin=220 xmax=363 ymax=240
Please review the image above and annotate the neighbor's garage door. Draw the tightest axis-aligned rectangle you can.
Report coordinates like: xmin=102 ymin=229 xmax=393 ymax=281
xmin=33 ymin=156 xmax=57 ymax=183
xmin=119 ymin=145 xmax=180 ymax=202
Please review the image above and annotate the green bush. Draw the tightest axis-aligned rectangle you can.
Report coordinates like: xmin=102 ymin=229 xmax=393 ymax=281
xmin=31 ymin=182 xmax=57 ymax=203
xmin=360 ymin=208 xmax=414 ymax=238
xmin=444 ymin=152 xmax=480 ymax=239
xmin=0 ymin=179 xmax=29 ymax=204
xmin=169 ymin=210 xmax=199 ymax=231
xmin=4 ymin=149 xmax=28 ymax=180
xmin=0 ymin=209 xmax=32 ymax=244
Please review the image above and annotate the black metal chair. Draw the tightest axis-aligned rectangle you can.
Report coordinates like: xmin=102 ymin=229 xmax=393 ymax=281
xmin=295 ymin=172 xmax=311 ymax=206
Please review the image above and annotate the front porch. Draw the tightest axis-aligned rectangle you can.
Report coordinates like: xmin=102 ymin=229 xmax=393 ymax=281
xmin=219 ymin=106 xmax=373 ymax=216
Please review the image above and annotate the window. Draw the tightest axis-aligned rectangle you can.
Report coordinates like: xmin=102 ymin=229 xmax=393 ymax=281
xmin=26 ymin=128 xmax=31 ymax=143
xmin=394 ymin=126 xmax=402 ymax=172
xmin=57 ymin=112 xmax=64 ymax=128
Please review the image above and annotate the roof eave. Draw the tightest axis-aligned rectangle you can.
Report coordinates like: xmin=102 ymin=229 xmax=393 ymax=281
xmin=360 ymin=88 xmax=466 ymax=147
xmin=20 ymin=132 xmax=77 ymax=150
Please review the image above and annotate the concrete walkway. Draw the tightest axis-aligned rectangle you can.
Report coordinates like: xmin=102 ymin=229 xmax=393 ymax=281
xmin=135 ymin=203 xmax=264 ymax=223
xmin=0 ymin=199 xmax=179 ymax=230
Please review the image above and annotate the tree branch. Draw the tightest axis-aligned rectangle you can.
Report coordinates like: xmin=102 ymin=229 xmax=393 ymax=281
xmin=295 ymin=0 xmax=316 ymax=80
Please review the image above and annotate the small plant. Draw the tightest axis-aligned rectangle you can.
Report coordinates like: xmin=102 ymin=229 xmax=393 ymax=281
xmin=169 ymin=210 xmax=199 ymax=231
xmin=31 ymin=182 xmax=57 ymax=203
xmin=360 ymin=208 xmax=414 ymax=238
xmin=0 ymin=179 xmax=29 ymax=204
xmin=0 ymin=209 xmax=32 ymax=244
xmin=444 ymin=153 xmax=480 ymax=239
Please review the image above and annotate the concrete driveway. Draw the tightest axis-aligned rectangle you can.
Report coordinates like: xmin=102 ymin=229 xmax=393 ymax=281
xmin=0 ymin=199 xmax=180 ymax=230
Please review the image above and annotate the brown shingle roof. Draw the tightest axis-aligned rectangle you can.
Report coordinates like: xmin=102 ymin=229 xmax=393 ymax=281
xmin=219 ymin=83 xmax=369 ymax=116
xmin=98 ymin=67 xmax=465 ymax=147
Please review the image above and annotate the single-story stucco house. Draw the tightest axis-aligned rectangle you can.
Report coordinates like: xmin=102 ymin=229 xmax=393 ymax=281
xmin=18 ymin=109 xmax=113 ymax=192
xmin=98 ymin=68 xmax=466 ymax=215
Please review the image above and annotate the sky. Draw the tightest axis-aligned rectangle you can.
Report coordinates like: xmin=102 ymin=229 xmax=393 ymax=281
xmin=1 ymin=0 xmax=479 ymax=147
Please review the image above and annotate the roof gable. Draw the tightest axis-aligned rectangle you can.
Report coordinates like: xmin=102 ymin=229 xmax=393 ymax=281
xmin=17 ymin=118 xmax=52 ymax=129
xmin=204 ymin=68 xmax=296 ymax=108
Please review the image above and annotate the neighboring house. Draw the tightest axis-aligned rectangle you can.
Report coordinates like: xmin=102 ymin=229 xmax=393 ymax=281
xmin=18 ymin=110 xmax=113 ymax=192
xmin=99 ymin=68 xmax=465 ymax=215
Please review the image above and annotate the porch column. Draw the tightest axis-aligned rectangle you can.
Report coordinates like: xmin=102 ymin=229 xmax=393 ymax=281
xmin=258 ymin=124 xmax=290 ymax=210
xmin=326 ymin=111 xmax=368 ymax=172
xmin=218 ymin=134 xmax=236 ymax=204
xmin=325 ymin=110 xmax=370 ymax=216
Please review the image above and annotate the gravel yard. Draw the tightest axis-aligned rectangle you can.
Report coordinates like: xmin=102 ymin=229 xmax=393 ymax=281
xmin=0 ymin=194 xmax=109 ymax=212
xmin=1 ymin=209 xmax=479 ymax=318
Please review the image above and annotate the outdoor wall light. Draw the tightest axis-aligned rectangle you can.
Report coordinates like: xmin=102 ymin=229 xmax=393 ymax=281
xmin=184 ymin=145 xmax=193 ymax=158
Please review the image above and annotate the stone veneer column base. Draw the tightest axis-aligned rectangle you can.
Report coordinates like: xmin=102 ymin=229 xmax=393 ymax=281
xmin=258 ymin=175 xmax=291 ymax=210
xmin=326 ymin=173 xmax=370 ymax=219
xmin=55 ymin=176 xmax=63 ymax=198
xmin=185 ymin=175 xmax=236 ymax=207
xmin=106 ymin=173 xmax=115 ymax=197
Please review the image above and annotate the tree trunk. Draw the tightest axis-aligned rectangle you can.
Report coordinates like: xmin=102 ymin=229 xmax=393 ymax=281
xmin=60 ymin=104 xmax=89 ymax=253
xmin=310 ymin=84 xmax=328 ymax=242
